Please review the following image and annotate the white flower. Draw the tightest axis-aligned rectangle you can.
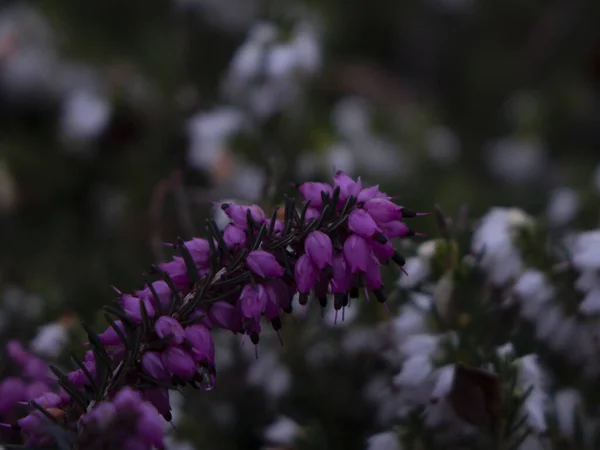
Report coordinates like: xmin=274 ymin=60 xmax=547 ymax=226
xmin=426 ymin=126 xmax=461 ymax=167
xmin=366 ymin=431 xmax=402 ymax=450
xmin=30 ymin=322 xmax=69 ymax=359
xmin=264 ymin=416 xmax=301 ymax=445
xmin=472 ymin=208 xmax=530 ymax=285
xmin=186 ymin=107 xmax=246 ymax=170
xmin=485 ymin=137 xmax=546 ymax=184
xmin=60 ymin=88 xmax=111 ymax=146
xmin=397 ymin=257 xmax=429 ymax=289
xmin=515 ymin=355 xmax=549 ymax=433
xmin=394 ymin=355 xmax=433 ymax=387
xmin=554 ymin=389 xmax=582 ymax=438
xmin=546 ymin=187 xmax=580 ymax=227
xmin=246 ymin=353 xmax=291 ymax=400
xmin=570 ymin=231 xmax=600 ymax=271
xmin=513 ymin=270 xmax=554 ymax=320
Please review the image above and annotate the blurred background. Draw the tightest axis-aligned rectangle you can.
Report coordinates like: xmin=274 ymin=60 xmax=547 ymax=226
xmin=0 ymin=0 xmax=599 ymax=449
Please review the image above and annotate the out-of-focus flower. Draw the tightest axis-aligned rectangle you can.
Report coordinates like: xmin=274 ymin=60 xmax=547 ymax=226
xmin=485 ymin=137 xmax=546 ymax=184
xmin=546 ymin=187 xmax=580 ymax=227
xmin=472 ymin=208 xmax=532 ymax=285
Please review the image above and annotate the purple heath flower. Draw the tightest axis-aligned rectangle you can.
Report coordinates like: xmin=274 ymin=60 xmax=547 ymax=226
xmin=330 ymin=253 xmax=352 ymax=293
xmin=122 ymin=294 xmax=156 ymax=324
xmin=297 ymin=182 xmax=333 ymax=208
xmin=246 ymin=250 xmax=285 ymax=278
xmin=239 ymin=284 xmax=268 ymax=320
xmin=98 ymin=321 xmax=125 ymax=346
xmin=207 ymin=301 xmax=242 ymax=333
xmin=223 ymin=224 xmax=247 ymax=249
xmin=183 ymin=238 xmax=211 ymax=267
xmin=365 ymin=256 xmax=384 ymax=289
xmin=371 ymin=240 xmax=395 ymax=263
xmin=363 ymin=198 xmax=402 ymax=223
xmin=222 ymin=204 xmax=266 ymax=228
xmin=343 ymin=235 xmax=371 ymax=273
xmin=348 ymin=209 xmax=379 ymax=238
xmin=305 ymin=230 xmax=333 ymax=269
xmin=161 ymin=347 xmax=196 ymax=380
xmin=357 ymin=185 xmax=381 ymax=203
xmin=155 ymin=316 xmax=185 ymax=344
xmin=334 ymin=171 xmax=362 ymax=201
xmin=382 ymin=220 xmax=411 ymax=238
xmin=184 ymin=324 xmax=215 ymax=365
xmin=143 ymin=387 xmax=171 ymax=421
xmin=141 ymin=351 xmax=170 ymax=381
xmin=295 ymin=254 xmax=319 ymax=293
xmin=0 ymin=377 xmax=26 ymax=413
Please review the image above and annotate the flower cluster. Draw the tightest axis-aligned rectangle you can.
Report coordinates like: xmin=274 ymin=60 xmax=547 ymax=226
xmin=3 ymin=171 xmax=423 ymax=448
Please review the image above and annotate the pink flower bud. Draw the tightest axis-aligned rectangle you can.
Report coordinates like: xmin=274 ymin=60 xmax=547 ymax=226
xmin=184 ymin=324 xmax=215 ymax=365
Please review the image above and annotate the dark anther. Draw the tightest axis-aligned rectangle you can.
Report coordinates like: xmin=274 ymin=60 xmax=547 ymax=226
xmin=283 ymin=304 xmax=293 ymax=314
xmin=350 ymin=287 xmax=359 ymax=299
xmin=250 ymin=332 xmax=260 ymax=345
xmin=392 ymin=251 xmax=406 ymax=266
xmin=342 ymin=295 xmax=349 ymax=307
xmin=373 ymin=231 xmax=388 ymax=244
xmin=271 ymin=317 xmax=282 ymax=331
xmin=220 ymin=203 xmax=230 ymax=211
xmin=299 ymin=293 xmax=309 ymax=306
xmin=333 ymin=293 xmax=346 ymax=310
xmin=373 ymin=289 xmax=387 ymax=304
xmin=402 ymin=209 xmax=418 ymax=218
xmin=318 ymin=296 xmax=328 ymax=308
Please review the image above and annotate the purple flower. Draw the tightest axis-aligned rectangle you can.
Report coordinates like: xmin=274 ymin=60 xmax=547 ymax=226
xmin=239 ymin=284 xmax=268 ymax=320
xmin=348 ymin=209 xmax=379 ymax=238
xmin=295 ymin=254 xmax=319 ymax=293
xmin=297 ymin=182 xmax=333 ymax=208
xmin=135 ymin=281 xmax=171 ymax=310
xmin=142 ymin=387 xmax=171 ymax=421
xmin=222 ymin=204 xmax=266 ymax=228
xmin=304 ymin=207 xmax=321 ymax=221
xmin=207 ymin=301 xmax=242 ymax=333
xmin=223 ymin=224 xmax=247 ymax=249
xmin=68 ymin=361 xmax=96 ymax=387
xmin=154 ymin=316 xmax=185 ymax=344
xmin=136 ymin=402 xmax=166 ymax=449
xmin=122 ymin=294 xmax=156 ymax=324
xmin=263 ymin=279 xmax=290 ymax=319
xmin=161 ymin=347 xmax=196 ymax=380
xmin=305 ymin=230 xmax=333 ymax=269
xmin=184 ymin=237 xmax=211 ymax=267
xmin=371 ymin=240 xmax=395 ymax=263
xmin=246 ymin=250 xmax=285 ymax=278
xmin=363 ymin=198 xmax=402 ymax=223
xmin=98 ymin=321 xmax=125 ymax=346
xmin=382 ymin=220 xmax=410 ymax=238
xmin=365 ymin=256 xmax=384 ymax=289
xmin=158 ymin=257 xmax=192 ymax=288
xmin=0 ymin=377 xmax=26 ymax=413
xmin=330 ymin=253 xmax=351 ymax=293
xmin=357 ymin=185 xmax=381 ymax=203
xmin=141 ymin=351 xmax=170 ymax=381
xmin=184 ymin=324 xmax=215 ymax=365
xmin=343 ymin=235 xmax=371 ymax=273
xmin=334 ymin=171 xmax=362 ymax=202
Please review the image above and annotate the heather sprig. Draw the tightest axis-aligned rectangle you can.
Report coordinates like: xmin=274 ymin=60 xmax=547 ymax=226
xmin=2 ymin=171 xmax=424 ymax=449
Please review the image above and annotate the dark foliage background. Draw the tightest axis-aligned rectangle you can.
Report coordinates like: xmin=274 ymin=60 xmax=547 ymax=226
xmin=0 ymin=0 xmax=599 ymax=449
